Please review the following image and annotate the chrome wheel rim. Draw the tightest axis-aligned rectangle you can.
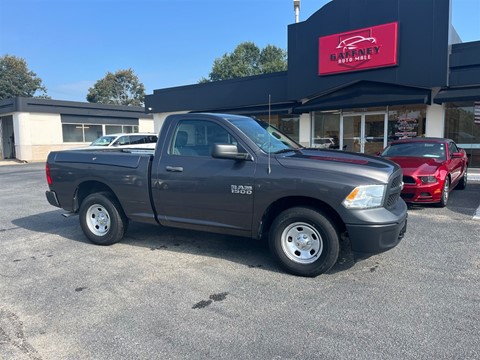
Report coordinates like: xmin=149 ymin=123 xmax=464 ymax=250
xmin=443 ymin=179 xmax=449 ymax=203
xmin=86 ymin=204 xmax=111 ymax=236
xmin=281 ymin=222 xmax=323 ymax=264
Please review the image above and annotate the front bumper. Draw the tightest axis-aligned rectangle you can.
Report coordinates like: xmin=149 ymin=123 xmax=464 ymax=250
xmin=346 ymin=214 xmax=407 ymax=254
xmin=401 ymin=183 xmax=442 ymax=203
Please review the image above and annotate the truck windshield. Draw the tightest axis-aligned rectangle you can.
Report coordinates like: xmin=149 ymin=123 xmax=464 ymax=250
xmin=228 ymin=117 xmax=302 ymax=154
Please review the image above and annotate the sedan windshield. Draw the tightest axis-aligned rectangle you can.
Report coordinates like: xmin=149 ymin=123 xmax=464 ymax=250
xmin=228 ymin=117 xmax=302 ymax=154
xmin=382 ymin=142 xmax=446 ymax=160
xmin=90 ymin=136 xmax=116 ymax=146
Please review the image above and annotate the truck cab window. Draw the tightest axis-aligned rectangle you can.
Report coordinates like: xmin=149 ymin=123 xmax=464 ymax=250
xmin=170 ymin=120 xmax=237 ymax=157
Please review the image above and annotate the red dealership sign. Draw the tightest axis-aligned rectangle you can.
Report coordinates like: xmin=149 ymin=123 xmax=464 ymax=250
xmin=318 ymin=22 xmax=398 ymax=75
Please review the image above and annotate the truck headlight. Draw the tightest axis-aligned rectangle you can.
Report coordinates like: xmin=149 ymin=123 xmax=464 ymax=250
xmin=342 ymin=185 xmax=386 ymax=209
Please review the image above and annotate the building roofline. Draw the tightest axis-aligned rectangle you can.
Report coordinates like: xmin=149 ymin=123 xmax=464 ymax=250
xmin=0 ymin=97 xmax=153 ymax=119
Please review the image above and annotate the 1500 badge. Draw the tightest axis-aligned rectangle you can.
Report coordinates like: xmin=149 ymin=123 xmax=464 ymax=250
xmin=231 ymin=185 xmax=253 ymax=195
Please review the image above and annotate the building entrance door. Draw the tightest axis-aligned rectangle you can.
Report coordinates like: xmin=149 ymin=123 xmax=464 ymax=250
xmin=0 ymin=116 xmax=14 ymax=159
xmin=341 ymin=112 xmax=387 ymax=154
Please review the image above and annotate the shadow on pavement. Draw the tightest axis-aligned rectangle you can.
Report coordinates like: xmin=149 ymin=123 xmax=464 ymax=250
xmin=405 ymin=182 xmax=480 ymax=216
xmin=11 ymin=210 xmax=357 ymax=277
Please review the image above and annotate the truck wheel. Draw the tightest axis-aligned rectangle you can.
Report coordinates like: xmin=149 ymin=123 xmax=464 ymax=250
xmin=79 ymin=192 xmax=128 ymax=245
xmin=269 ymin=207 xmax=339 ymax=277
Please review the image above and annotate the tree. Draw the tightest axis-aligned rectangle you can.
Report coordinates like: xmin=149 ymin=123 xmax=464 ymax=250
xmin=200 ymin=42 xmax=287 ymax=82
xmin=87 ymin=68 xmax=145 ymax=106
xmin=0 ymin=54 xmax=49 ymax=100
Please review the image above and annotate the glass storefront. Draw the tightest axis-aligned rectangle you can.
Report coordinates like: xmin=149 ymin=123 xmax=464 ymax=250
xmin=256 ymin=114 xmax=300 ymax=142
xmin=312 ymin=105 xmax=426 ymax=154
xmin=387 ymin=105 xmax=426 ymax=142
xmin=444 ymin=102 xmax=480 ymax=167
xmin=311 ymin=112 xmax=341 ymax=149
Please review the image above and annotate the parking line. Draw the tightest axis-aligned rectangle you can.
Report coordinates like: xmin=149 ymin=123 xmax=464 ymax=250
xmin=474 ymin=206 xmax=480 ymax=220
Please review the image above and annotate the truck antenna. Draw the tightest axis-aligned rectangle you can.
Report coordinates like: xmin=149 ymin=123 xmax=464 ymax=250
xmin=267 ymin=94 xmax=272 ymax=174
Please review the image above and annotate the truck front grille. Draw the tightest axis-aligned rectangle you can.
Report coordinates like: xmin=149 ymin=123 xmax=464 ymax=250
xmin=385 ymin=169 xmax=403 ymax=210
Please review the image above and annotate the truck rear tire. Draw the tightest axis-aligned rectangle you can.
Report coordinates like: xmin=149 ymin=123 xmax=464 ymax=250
xmin=269 ymin=207 xmax=340 ymax=277
xmin=79 ymin=192 xmax=128 ymax=245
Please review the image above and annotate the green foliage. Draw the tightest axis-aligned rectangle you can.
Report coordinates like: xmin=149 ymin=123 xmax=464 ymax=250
xmin=87 ymin=68 xmax=145 ymax=106
xmin=0 ymin=54 xmax=49 ymax=100
xmin=201 ymin=42 xmax=287 ymax=82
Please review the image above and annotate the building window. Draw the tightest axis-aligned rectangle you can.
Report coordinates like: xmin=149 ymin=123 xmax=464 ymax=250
xmin=62 ymin=124 xmax=140 ymax=143
xmin=312 ymin=112 xmax=340 ymax=149
xmin=62 ymin=124 xmax=102 ymax=142
xmin=387 ymin=105 xmax=426 ymax=141
xmin=105 ymin=125 xmax=139 ymax=134
xmin=445 ymin=102 xmax=480 ymax=167
xmin=256 ymin=115 xmax=300 ymax=142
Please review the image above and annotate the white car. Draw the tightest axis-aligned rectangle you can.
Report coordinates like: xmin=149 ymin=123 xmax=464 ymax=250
xmin=313 ymin=137 xmax=336 ymax=149
xmin=89 ymin=133 xmax=158 ymax=149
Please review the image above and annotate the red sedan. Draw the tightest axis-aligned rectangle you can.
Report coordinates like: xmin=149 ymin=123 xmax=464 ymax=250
xmin=381 ymin=138 xmax=468 ymax=207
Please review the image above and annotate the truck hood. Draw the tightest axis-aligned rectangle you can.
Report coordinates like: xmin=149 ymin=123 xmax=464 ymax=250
xmin=383 ymin=156 xmax=442 ymax=176
xmin=276 ymin=149 xmax=397 ymax=184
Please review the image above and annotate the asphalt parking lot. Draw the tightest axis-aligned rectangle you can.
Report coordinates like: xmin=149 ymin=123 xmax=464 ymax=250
xmin=1 ymin=162 xmax=479 ymax=360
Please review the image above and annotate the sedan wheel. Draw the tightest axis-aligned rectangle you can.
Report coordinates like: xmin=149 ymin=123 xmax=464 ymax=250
xmin=438 ymin=177 xmax=450 ymax=208
xmin=457 ymin=167 xmax=467 ymax=190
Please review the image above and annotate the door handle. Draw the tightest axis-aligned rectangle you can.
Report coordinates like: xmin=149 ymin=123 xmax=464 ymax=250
xmin=166 ymin=166 xmax=184 ymax=172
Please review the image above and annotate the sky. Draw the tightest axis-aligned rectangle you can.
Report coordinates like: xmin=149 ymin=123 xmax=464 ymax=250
xmin=1 ymin=0 xmax=479 ymax=102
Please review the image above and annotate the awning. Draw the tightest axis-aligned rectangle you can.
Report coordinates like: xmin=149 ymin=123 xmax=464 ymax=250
xmin=433 ymin=87 xmax=480 ymax=104
xmin=293 ymin=81 xmax=432 ymax=113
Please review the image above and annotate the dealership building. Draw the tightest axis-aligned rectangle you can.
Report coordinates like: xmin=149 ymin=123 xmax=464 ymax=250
xmin=145 ymin=0 xmax=480 ymax=167
xmin=0 ymin=0 xmax=479 ymax=166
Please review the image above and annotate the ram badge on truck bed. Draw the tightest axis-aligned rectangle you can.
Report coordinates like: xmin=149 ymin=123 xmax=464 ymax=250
xmin=45 ymin=113 xmax=407 ymax=277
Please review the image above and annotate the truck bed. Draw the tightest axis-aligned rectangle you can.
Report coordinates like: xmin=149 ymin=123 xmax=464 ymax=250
xmin=47 ymin=149 xmax=157 ymax=224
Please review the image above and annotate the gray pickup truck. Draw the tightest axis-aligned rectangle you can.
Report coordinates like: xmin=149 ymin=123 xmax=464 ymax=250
xmin=46 ymin=113 xmax=407 ymax=277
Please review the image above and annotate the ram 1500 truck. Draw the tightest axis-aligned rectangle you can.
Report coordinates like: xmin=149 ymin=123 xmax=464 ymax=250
xmin=45 ymin=113 xmax=407 ymax=277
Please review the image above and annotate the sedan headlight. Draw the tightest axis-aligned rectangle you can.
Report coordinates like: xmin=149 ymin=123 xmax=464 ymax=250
xmin=420 ymin=176 xmax=437 ymax=184
xmin=342 ymin=185 xmax=386 ymax=209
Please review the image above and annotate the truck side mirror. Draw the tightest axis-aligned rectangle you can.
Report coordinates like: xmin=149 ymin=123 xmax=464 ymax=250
xmin=211 ymin=144 xmax=252 ymax=161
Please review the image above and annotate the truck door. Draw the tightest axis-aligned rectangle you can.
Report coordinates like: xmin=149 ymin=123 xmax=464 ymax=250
xmin=152 ymin=118 xmax=256 ymax=236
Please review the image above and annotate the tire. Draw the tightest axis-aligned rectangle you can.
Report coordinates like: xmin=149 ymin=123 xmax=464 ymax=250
xmin=438 ymin=177 xmax=450 ymax=208
xmin=79 ymin=192 xmax=128 ymax=245
xmin=457 ymin=166 xmax=467 ymax=190
xmin=269 ymin=207 xmax=340 ymax=277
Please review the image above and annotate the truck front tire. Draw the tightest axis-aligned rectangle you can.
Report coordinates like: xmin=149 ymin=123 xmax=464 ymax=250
xmin=79 ymin=192 xmax=128 ymax=245
xmin=269 ymin=207 xmax=340 ymax=277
